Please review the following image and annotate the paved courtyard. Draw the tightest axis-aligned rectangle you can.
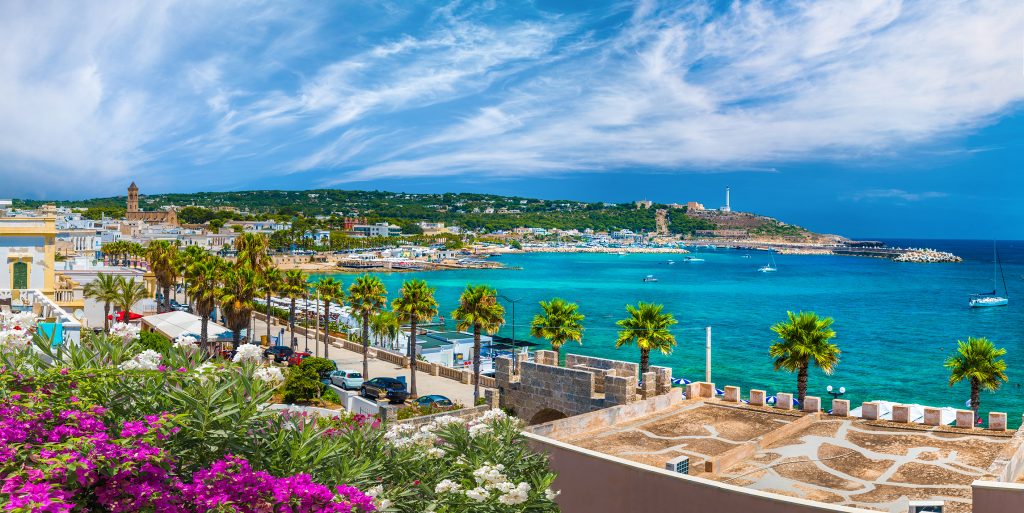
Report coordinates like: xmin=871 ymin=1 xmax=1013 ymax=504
xmin=551 ymin=400 xmax=1020 ymax=513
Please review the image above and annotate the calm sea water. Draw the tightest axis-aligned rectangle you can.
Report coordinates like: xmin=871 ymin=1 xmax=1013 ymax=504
xmin=314 ymin=239 xmax=1024 ymax=425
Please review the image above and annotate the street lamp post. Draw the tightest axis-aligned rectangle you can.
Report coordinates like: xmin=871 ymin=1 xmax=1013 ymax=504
xmin=826 ymin=385 xmax=846 ymax=399
xmin=497 ymin=295 xmax=523 ymax=369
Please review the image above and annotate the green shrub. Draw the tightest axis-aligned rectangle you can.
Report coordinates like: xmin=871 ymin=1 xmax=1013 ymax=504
xmin=283 ymin=365 xmax=323 ymax=404
xmin=299 ymin=356 xmax=337 ymax=380
xmin=138 ymin=331 xmax=172 ymax=353
xmin=321 ymin=388 xmax=343 ymax=405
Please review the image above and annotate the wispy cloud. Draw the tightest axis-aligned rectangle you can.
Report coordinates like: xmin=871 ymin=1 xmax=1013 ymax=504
xmin=0 ymin=0 xmax=1022 ymax=197
xmin=850 ymin=189 xmax=949 ymax=202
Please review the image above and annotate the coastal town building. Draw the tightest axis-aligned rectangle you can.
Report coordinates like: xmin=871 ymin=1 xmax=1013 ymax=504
xmin=351 ymin=222 xmax=401 ymax=237
xmin=126 ymin=183 xmax=178 ymax=226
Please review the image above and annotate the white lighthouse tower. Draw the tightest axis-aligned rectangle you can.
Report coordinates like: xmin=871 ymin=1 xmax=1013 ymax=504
xmin=722 ymin=186 xmax=731 ymax=212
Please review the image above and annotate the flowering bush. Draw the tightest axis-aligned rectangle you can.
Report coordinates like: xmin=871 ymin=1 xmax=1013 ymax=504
xmin=233 ymin=342 xmax=263 ymax=363
xmin=0 ymin=311 xmax=38 ymax=330
xmin=0 ymin=329 xmax=32 ymax=352
xmin=108 ymin=322 xmax=140 ymax=343
xmin=172 ymin=335 xmax=198 ymax=353
xmin=0 ymin=332 xmax=560 ymax=513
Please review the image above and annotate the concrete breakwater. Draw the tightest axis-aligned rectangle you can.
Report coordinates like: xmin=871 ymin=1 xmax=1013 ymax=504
xmin=892 ymin=248 xmax=963 ymax=263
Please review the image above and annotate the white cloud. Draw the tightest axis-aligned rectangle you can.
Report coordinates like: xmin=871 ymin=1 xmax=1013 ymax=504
xmin=850 ymin=189 xmax=949 ymax=202
xmin=331 ymin=0 xmax=1024 ymax=182
xmin=0 ymin=0 xmax=1022 ymax=196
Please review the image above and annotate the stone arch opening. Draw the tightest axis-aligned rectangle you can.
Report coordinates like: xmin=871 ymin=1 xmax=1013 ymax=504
xmin=530 ymin=408 xmax=568 ymax=425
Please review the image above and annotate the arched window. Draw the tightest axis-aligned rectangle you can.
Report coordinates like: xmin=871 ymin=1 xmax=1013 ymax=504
xmin=12 ymin=261 xmax=28 ymax=289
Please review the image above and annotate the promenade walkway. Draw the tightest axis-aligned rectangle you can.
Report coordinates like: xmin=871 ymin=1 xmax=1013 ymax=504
xmin=250 ymin=315 xmax=479 ymax=406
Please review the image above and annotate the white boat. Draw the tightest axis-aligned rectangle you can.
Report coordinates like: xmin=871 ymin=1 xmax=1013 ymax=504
xmin=684 ymin=256 xmax=705 ymax=263
xmin=970 ymin=242 xmax=1008 ymax=308
xmin=643 ymin=275 xmax=658 ymax=282
xmin=616 ymin=251 xmax=627 ymax=256
xmin=758 ymin=251 xmax=777 ymax=273
xmin=667 ymin=260 xmax=675 ymax=265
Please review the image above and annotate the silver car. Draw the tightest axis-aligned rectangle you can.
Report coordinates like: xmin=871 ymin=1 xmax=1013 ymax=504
xmin=329 ymin=370 xmax=364 ymax=390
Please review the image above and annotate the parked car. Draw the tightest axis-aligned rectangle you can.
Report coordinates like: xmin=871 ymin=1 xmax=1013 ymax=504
xmin=328 ymin=370 xmax=364 ymax=390
xmin=169 ymin=299 xmax=193 ymax=313
xmin=414 ymin=395 xmax=453 ymax=408
xmin=360 ymin=377 xmax=409 ymax=404
xmin=263 ymin=345 xmax=293 ymax=363
xmin=287 ymin=352 xmax=312 ymax=366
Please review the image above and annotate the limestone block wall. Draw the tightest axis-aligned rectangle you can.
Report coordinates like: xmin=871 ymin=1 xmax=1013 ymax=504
xmin=497 ymin=353 xmax=651 ymax=424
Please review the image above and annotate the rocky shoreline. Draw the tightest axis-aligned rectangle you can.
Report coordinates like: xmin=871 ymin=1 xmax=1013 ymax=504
xmin=893 ymin=248 xmax=963 ymax=263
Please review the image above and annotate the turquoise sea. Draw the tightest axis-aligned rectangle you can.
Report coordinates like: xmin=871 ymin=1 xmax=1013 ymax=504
xmin=314 ymin=239 xmax=1024 ymax=425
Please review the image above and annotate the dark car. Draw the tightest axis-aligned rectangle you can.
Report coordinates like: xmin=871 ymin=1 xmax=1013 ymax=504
xmin=263 ymin=345 xmax=294 ymax=363
xmin=414 ymin=395 xmax=453 ymax=408
xmin=288 ymin=352 xmax=312 ymax=366
xmin=361 ymin=377 xmax=409 ymax=404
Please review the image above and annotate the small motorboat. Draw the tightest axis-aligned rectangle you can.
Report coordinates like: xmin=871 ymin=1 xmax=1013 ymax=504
xmin=684 ymin=256 xmax=705 ymax=263
xmin=667 ymin=260 xmax=675 ymax=265
xmin=643 ymin=275 xmax=658 ymax=282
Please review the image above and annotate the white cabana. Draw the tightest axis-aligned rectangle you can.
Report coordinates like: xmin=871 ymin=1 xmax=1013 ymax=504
xmin=141 ymin=311 xmax=232 ymax=341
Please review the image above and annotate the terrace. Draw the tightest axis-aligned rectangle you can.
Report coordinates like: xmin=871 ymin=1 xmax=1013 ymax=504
xmin=528 ymin=384 xmax=1024 ymax=513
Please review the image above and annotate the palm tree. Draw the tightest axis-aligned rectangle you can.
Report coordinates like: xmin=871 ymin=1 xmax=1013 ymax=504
xmin=83 ymin=273 xmax=121 ymax=331
xmin=945 ymin=337 xmax=1008 ymax=416
xmin=178 ymin=246 xmax=208 ymax=304
xmin=281 ymin=270 xmax=308 ymax=350
xmin=261 ymin=267 xmax=283 ymax=346
xmin=219 ymin=266 xmax=258 ymax=349
xmin=113 ymin=277 xmax=150 ymax=322
xmin=452 ymin=284 xmax=505 ymax=402
xmin=615 ymin=302 xmax=677 ymax=376
xmin=392 ymin=279 xmax=438 ymax=397
xmin=234 ymin=232 xmax=271 ymax=273
xmin=147 ymin=241 xmax=179 ymax=313
xmin=530 ymin=298 xmax=585 ymax=361
xmin=186 ymin=255 xmax=223 ymax=352
xmin=315 ymin=277 xmax=344 ymax=359
xmin=349 ymin=274 xmax=387 ymax=379
xmin=371 ymin=311 xmax=400 ymax=350
xmin=769 ymin=311 xmax=841 ymax=404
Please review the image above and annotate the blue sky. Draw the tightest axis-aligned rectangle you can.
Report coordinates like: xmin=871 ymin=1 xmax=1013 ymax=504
xmin=1 ymin=0 xmax=1022 ymax=238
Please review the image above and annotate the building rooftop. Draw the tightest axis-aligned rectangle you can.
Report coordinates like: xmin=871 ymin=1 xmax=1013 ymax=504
xmin=537 ymin=398 xmax=1023 ymax=513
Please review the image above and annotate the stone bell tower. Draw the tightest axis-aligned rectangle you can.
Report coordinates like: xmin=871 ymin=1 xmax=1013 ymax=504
xmin=127 ymin=182 xmax=139 ymax=213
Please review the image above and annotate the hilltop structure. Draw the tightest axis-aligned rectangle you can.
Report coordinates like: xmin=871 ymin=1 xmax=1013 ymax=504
xmin=126 ymin=182 xmax=178 ymax=226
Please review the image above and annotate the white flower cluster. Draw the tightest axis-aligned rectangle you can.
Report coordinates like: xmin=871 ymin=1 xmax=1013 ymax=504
xmin=253 ymin=366 xmax=285 ymax=385
xmin=364 ymin=485 xmax=391 ymax=510
xmin=119 ymin=349 xmax=163 ymax=370
xmin=109 ymin=322 xmax=140 ymax=342
xmin=457 ymin=463 xmax=532 ymax=505
xmin=232 ymin=343 xmax=263 ymax=363
xmin=545 ymin=488 xmax=561 ymax=501
xmin=434 ymin=479 xmax=461 ymax=494
xmin=0 ymin=329 xmax=32 ymax=351
xmin=193 ymin=362 xmax=223 ymax=383
xmin=384 ymin=414 xmax=465 ymax=449
xmin=173 ymin=335 xmax=198 ymax=352
xmin=1 ymin=311 xmax=38 ymax=330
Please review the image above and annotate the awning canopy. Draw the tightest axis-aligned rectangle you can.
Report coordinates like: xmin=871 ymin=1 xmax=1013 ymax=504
xmin=141 ymin=311 xmax=232 ymax=341
xmin=108 ymin=311 xmax=144 ymax=322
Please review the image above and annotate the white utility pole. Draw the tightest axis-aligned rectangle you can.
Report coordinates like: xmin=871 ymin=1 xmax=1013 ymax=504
xmin=705 ymin=326 xmax=712 ymax=382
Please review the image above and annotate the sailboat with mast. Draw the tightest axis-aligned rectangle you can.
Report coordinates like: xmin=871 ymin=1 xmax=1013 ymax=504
xmin=758 ymin=250 xmax=777 ymax=273
xmin=969 ymin=242 xmax=1008 ymax=308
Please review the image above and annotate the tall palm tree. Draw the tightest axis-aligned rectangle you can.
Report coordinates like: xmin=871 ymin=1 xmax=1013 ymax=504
xmin=530 ymin=298 xmax=585 ymax=361
xmin=281 ymin=269 xmax=308 ymax=349
xmin=83 ymin=273 xmax=121 ymax=331
xmin=113 ymin=277 xmax=150 ymax=323
xmin=186 ymin=255 xmax=223 ymax=352
xmin=219 ymin=266 xmax=258 ymax=349
xmin=315 ymin=277 xmax=344 ymax=358
xmin=349 ymin=274 xmax=387 ymax=379
xmin=615 ymin=302 xmax=677 ymax=376
xmin=769 ymin=311 xmax=841 ymax=404
xmin=371 ymin=311 xmax=400 ymax=350
xmin=452 ymin=284 xmax=505 ymax=402
xmin=178 ymin=246 xmax=208 ymax=304
xmin=147 ymin=241 xmax=179 ymax=313
xmin=261 ymin=267 xmax=283 ymax=346
xmin=945 ymin=337 xmax=1008 ymax=416
xmin=234 ymin=232 xmax=271 ymax=273
xmin=392 ymin=279 xmax=438 ymax=397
